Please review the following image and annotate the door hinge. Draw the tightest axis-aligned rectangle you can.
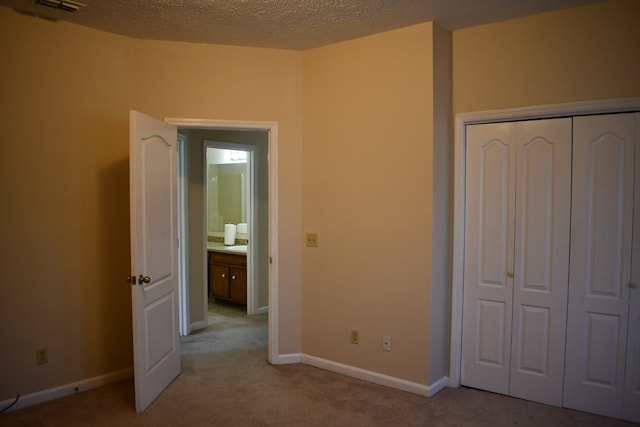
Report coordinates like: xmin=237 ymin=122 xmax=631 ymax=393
xmin=126 ymin=275 xmax=137 ymax=285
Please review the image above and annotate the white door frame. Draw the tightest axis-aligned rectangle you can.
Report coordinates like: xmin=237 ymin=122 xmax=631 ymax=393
xmin=449 ymin=97 xmax=640 ymax=388
xmin=177 ymin=133 xmax=189 ymax=337
xmin=166 ymin=118 xmax=279 ymax=365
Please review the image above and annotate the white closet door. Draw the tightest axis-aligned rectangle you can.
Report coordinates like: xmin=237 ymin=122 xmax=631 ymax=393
xmin=564 ymin=113 xmax=636 ymax=419
xmin=461 ymin=122 xmax=516 ymax=394
xmin=509 ymin=119 xmax=571 ymax=406
xmin=623 ymin=112 xmax=640 ymax=423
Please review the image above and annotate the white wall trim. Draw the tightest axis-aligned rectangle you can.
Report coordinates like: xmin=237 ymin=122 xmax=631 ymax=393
xmin=428 ymin=376 xmax=450 ymax=397
xmin=273 ymin=353 xmax=302 ymax=365
xmin=189 ymin=319 xmax=209 ymax=334
xmin=301 ymin=354 xmax=444 ymax=397
xmin=165 ymin=118 xmax=280 ymax=366
xmin=449 ymin=97 xmax=640 ymax=388
xmin=0 ymin=368 xmax=133 ymax=413
xmin=256 ymin=305 xmax=269 ymax=315
xmin=177 ymin=134 xmax=189 ymax=337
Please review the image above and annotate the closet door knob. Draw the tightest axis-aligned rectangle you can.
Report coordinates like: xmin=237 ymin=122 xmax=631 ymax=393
xmin=506 ymin=272 xmax=514 ymax=278
xmin=629 ymin=282 xmax=637 ymax=289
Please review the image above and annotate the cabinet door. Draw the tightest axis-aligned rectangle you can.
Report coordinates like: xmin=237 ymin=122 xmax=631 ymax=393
xmin=564 ymin=113 xmax=636 ymax=419
xmin=230 ymin=267 xmax=247 ymax=304
xmin=461 ymin=122 xmax=516 ymax=395
xmin=211 ymin=264 xmax=230 ymax=299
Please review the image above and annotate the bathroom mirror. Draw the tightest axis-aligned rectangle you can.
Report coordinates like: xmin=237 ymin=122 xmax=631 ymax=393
xmin=206 ymin=148 xmax=248 ymax=234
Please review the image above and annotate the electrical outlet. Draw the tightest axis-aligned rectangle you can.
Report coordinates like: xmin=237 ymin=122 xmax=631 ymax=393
xmin=36 ymin=347 xmax=48 ymax=365
xmin=383 ymin=336 xmax=392 ymax=352
xmin=306 ymin=233 xmax=318 ymax=247
xmin=350 ymin=329 xmax=359 ymax=345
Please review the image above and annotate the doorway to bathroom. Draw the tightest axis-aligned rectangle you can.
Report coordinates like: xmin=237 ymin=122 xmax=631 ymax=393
xmin=168 ymin=118 xmax=278 ymax=365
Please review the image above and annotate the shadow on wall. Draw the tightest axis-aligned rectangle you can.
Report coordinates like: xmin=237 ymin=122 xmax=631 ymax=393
xmin=97 ymin=156 xmax=133 ymax=367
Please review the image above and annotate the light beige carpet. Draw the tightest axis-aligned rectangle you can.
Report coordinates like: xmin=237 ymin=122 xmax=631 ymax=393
xmin=0 ymin=301 xmax=634 ymax=426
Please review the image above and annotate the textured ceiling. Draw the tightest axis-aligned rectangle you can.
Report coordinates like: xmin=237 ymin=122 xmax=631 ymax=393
xmin=1 ymin=0 xmax=607 ymax=50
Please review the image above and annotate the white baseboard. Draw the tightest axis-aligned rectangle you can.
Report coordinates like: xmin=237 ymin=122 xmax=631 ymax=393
xmin=272 ymin=353 xmax=301 ymax=365
xmin=256 ymin=305 xmax=269 ymax=315
xmin=300 ymin=354 xmax=448 ymax=397
xmin=0 ymin=367 xmax=133 ymax=413
xmin=189 ymin=319 xmax=209 ymax=334
xmin=427 ymin=375 xmax=449 ymax=397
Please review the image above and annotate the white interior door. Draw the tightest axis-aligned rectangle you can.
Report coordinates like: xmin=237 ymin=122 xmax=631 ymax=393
xmin=623 ymin=113 xmax=640 ymax=423
xmin=130 ymin=110 xmax=180 ymax=413
xmin=509 ymin=119 xmax=571 ymax=406
xmin=461 ymin=122 xmax=516 ymax=394
xmin=563 ymin=113 xmax=636 ymax=419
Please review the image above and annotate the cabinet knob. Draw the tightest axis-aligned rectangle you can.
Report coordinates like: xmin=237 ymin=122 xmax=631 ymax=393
xmin=221 ymin=273 xmax=226 ymax=278
xmin=232 ymin=275 xmax=236 ymax=280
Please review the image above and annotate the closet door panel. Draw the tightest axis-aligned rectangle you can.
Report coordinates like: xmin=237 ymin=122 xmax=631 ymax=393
xmin=509 ymin=118 xmax=571 ymax=406
xmin=461 ymin=122 xmax=516 ymax=395
xmin=564 ymin=113 xmax=635 ymax=419
xmin=623 ymin=112 xmax=640 ymax=423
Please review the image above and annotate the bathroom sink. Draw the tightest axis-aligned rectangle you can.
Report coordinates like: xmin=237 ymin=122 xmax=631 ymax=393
xmin=225 ymin=245 xmax=247 ymax=252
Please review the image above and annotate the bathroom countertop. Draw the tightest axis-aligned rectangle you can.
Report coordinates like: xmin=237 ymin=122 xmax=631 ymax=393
xmin=207 ymin=241 xmax=248 ymax=255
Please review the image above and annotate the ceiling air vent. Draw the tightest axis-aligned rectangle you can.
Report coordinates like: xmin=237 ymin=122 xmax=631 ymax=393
xmin=35 ymin=0 xmax=86 ymax=12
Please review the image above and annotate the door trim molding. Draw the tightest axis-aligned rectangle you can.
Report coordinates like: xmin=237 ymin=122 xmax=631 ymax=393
xmin=165 ymin=118 xmax=279 ymax=365
xmin=449 ymin=97 xmax=640 ymax=388
xmin=176 ymin=134 xmax=189 ymax=337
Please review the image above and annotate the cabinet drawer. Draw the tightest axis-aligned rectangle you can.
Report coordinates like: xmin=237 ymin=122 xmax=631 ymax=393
xmin=210 ymin=251 xmax=247 ymax=267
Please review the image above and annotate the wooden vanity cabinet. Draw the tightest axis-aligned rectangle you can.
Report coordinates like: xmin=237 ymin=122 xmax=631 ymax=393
xmin=208 ymin=251 xmax=247 ymax=304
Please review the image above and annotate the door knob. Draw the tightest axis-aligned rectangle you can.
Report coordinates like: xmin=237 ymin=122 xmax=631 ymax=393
xmin=138 ymin=275 xmax=151 ymax=284
xmin=506 ymin=271 xmax=514 ymax=278
xmin=629 ymin=282 xmax=637 ymax=289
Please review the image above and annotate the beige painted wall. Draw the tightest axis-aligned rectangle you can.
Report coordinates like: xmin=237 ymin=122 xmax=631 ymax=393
xmin=453 ymin=0 xmax=640 ymax=114
xmin=0 ymin=8 xmax=134 ymax=399
xmin=0 ymin=5 xmax=302 ymax=400
xmin=302 ymin=23 xmax=436 ymax=385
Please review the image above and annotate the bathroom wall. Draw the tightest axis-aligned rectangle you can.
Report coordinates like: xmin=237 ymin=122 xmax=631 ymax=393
xmin=207 ymin=162 xmax=247 ymax=234
xmin=184 ymin=129 xmax=270 ymax=325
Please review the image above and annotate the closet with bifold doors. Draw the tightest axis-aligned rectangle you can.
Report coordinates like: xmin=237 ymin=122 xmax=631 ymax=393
xmin=460 ymin=112 xmax=640 ymax=422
